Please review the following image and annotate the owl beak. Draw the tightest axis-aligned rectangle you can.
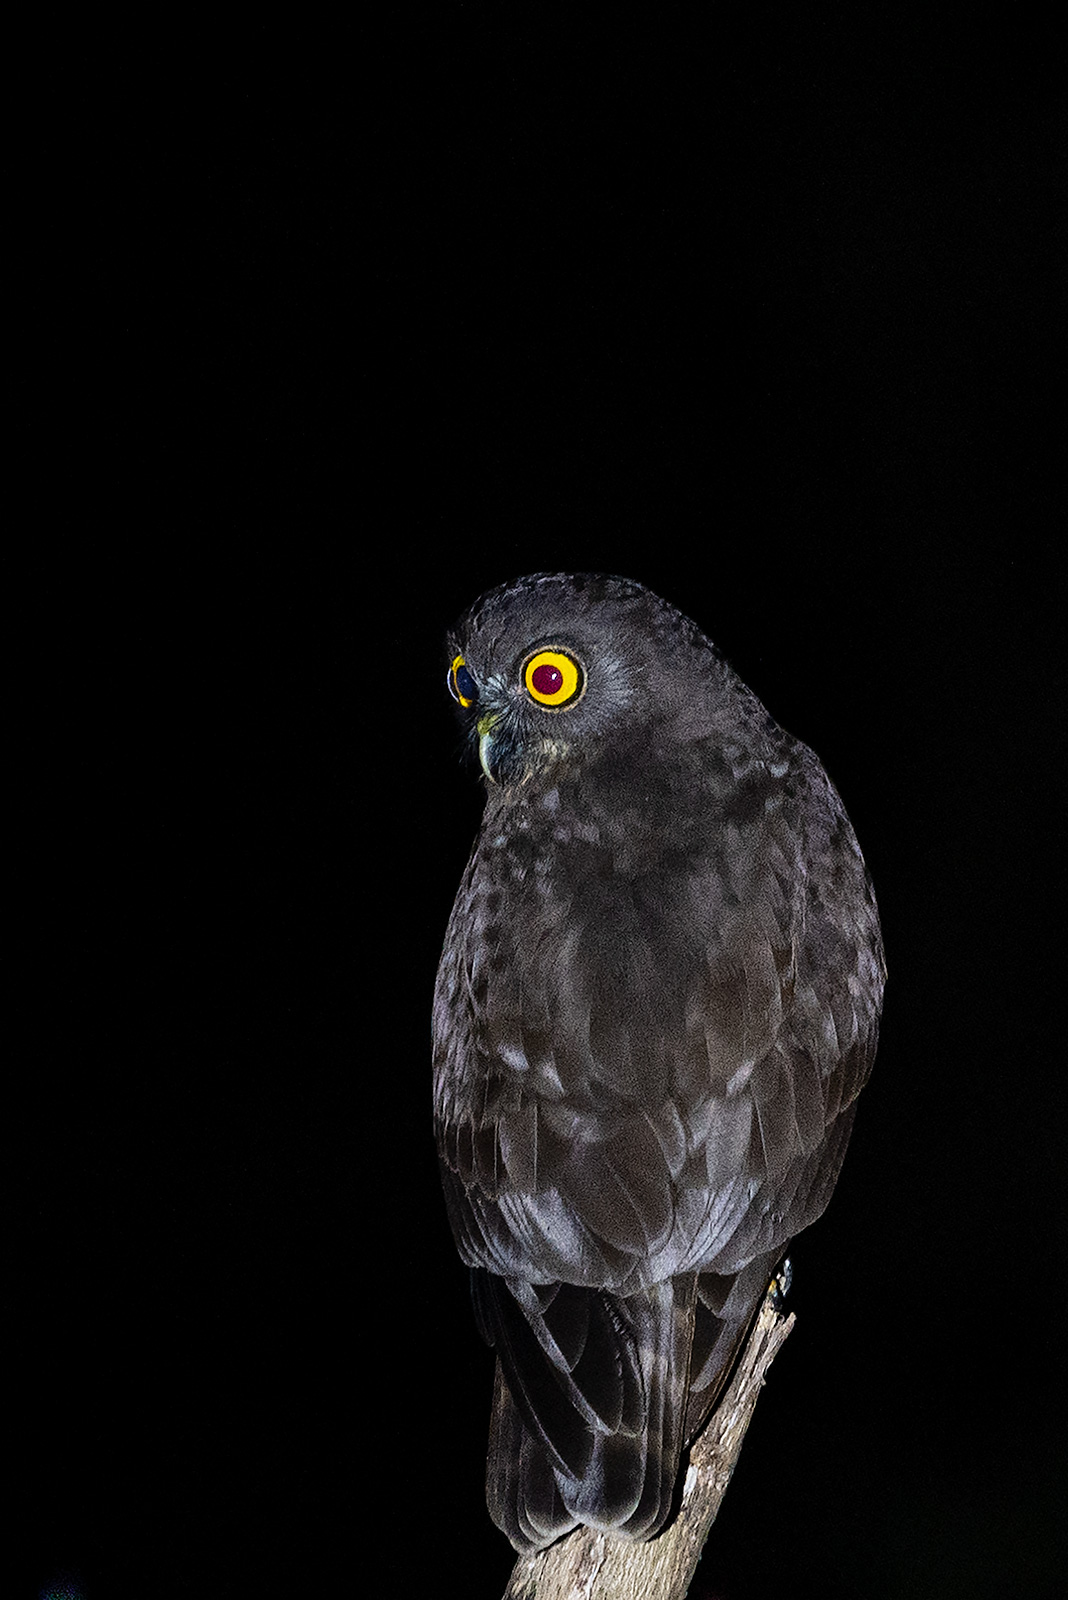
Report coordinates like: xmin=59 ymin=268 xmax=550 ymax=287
xmin=477 ymin=711 xmax=526 ymax=785
xmin=477 ymin=713 xmax=500 ymax=783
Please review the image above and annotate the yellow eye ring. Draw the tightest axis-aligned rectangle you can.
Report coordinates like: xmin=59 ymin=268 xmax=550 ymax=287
xmin=523 ymin=649 xmax=583 ymax=708
xmin=449 ymin=654 xmax=477 ymax=709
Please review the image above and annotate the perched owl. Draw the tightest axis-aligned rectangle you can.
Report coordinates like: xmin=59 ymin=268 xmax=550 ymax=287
xmin=433 ymin=573 xmax=884 ymax=1553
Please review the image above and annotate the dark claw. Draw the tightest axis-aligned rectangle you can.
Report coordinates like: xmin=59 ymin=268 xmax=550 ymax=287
xmin=768 ymin=1256 xmax=793 ymax=1312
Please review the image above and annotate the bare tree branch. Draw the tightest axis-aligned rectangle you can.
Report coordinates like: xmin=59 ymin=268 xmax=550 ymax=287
xmin=501 ymin=1288 xmax=795 ymax=1600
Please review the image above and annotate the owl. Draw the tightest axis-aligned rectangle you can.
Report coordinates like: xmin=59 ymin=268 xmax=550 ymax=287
xmin=433 ymin=573 xmax=884 ymax=1553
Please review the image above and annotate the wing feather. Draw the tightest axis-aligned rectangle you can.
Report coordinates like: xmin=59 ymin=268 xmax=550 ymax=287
xmin=434 ymin=726 xmax=884 ymax=1550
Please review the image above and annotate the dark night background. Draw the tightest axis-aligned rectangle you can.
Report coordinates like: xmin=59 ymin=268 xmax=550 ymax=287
xmin=22 ymin=10 xmax=1063 ymax=1599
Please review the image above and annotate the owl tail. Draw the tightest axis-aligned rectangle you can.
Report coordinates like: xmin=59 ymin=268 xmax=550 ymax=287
xmin=475 ymin=1252 xmax=784 ymax=1553
xmin=475 ymin=1272 xmax=699 ymax=1553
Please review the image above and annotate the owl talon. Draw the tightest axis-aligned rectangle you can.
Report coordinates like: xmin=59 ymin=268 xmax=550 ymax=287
xmin=768 ymin=1257 xmax=793 ymax=1312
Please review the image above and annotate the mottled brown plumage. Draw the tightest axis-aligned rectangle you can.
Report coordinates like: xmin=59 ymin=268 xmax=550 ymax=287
xmin=433 ymin=573 xmax=884 ymax=1552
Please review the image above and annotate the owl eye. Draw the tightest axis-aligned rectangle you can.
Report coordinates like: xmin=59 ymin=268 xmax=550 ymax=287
xmin=523 ymin=649 xmax=584 ymax=709
xmin=448 ymin=654 xmax=478 ymax=709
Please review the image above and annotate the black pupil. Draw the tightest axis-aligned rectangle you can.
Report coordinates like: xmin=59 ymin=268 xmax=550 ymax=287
xmin=455 ymin=665 xmax=477 ymax=702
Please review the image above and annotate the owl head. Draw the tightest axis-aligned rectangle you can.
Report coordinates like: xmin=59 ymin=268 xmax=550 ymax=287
xmin=446 ymin=572 xmax=758 ymax=787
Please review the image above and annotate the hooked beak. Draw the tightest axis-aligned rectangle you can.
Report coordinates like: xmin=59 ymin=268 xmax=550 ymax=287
xmin=477 ymin=711 xmax=524 ymax=785
xmin=477 ymin=713 xmax=500 ymax=783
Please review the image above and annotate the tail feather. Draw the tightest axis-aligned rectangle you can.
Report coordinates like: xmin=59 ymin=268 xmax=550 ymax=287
xmin=479 ymin=1273 xmax=700 ymax=1552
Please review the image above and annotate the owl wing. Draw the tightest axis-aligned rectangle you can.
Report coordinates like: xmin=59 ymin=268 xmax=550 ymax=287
xmin=433 ymin=746 xmax=883 ymax=1549
xmin=435 ymin=745 xmax=882 ymax=1287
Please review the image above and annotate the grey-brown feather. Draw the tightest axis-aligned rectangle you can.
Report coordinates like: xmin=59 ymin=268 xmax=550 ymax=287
xmin=433 ymin=573 xmax=884 ymax=1552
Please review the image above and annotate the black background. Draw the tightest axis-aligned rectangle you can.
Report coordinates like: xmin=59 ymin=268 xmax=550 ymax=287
xmin=24 ymin=10 xmax=1063 ymax=1599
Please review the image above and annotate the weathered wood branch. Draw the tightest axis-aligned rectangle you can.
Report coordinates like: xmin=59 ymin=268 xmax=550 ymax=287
xmin=501 ymin=1289 xmax=795 ymax=1600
